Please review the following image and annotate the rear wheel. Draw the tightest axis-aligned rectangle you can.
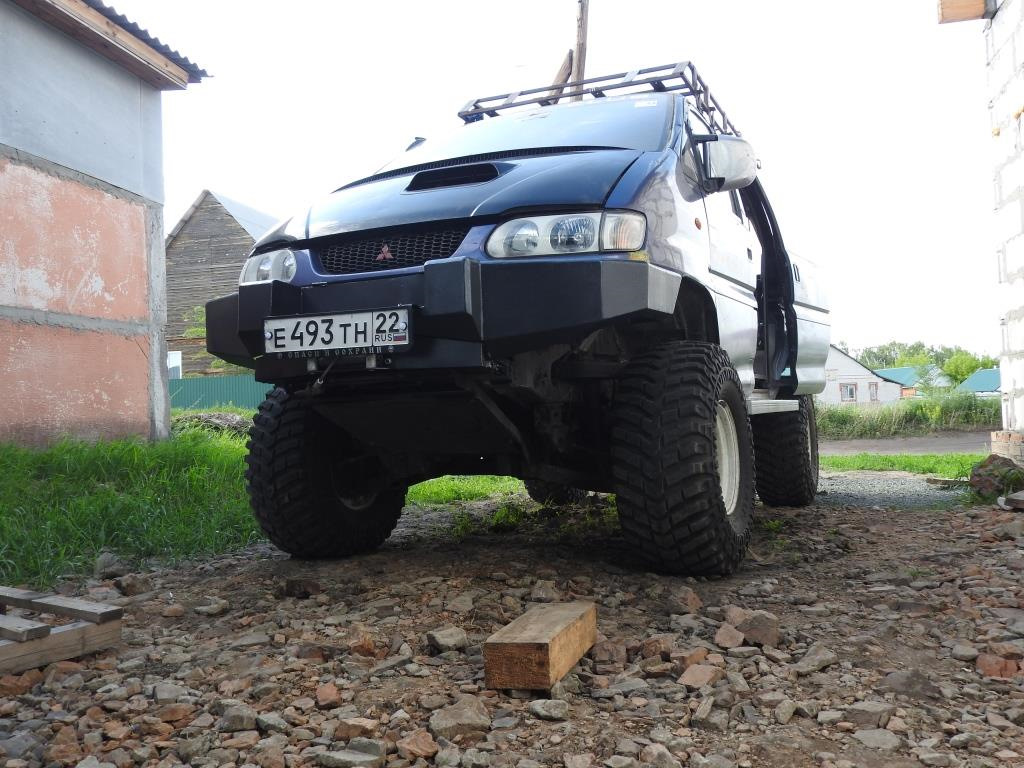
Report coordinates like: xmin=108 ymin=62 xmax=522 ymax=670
xmin=524 ymin=479 xmax=586 ymax=506
xmin=246 ymin=387 xmax=406 ymax=558
xmin=752 ymin=395 xmax=819 ymax=507
xmin=611 ymin=341 xmax=755 ymax=576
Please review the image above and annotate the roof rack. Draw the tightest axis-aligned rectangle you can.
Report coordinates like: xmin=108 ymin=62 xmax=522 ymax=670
xmin=458 ymin=61 xmax=739 ymax=136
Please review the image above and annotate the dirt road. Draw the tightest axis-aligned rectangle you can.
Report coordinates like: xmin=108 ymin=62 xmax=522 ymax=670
xmin=820 ymin=431 xmax=992 ymax=456
xmin=2 ymin=473 xmax=1022 ymax=768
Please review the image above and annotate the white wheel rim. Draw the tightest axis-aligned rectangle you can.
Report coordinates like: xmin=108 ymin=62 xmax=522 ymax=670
xmin=715 ymin=400 xmax=740 ymax=515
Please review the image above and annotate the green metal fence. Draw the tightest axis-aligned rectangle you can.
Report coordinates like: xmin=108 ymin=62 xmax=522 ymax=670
xmin=168 ymin=375 xmax=268 ymax=410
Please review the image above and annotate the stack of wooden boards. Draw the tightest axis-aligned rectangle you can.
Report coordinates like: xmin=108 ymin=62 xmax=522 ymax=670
xmin=0 ymin=587 xmax=122 ymax=675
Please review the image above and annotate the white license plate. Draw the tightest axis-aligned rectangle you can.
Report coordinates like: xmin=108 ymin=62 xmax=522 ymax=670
xmin=264 ymin=308 xmax=411 ymax=358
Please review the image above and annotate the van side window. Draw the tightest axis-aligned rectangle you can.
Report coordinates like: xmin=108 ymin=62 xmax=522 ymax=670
xmin=729 ymin=190 xmax=743 ymax=220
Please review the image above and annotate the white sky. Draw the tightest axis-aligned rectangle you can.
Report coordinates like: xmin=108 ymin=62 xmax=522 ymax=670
xmin=113 ymin=0 xmax=1001 ymax=355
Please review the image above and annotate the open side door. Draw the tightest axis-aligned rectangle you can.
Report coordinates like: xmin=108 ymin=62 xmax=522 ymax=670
xmin=739 ymin=179 xmax=798 ymax=393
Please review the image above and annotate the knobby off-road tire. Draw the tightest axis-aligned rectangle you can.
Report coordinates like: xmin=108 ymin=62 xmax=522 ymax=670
xmin=752 ymin=395 xmax=819 ymax=507
xmin=246 ymin=387 xmax=407 ymax=558
xmin=524 ymin=479 xmax=587 ymax=506
xmin=611 ymin=341 xmax=755 ymax=576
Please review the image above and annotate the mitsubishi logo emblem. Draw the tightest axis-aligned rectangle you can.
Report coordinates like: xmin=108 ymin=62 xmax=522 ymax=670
xmin=375 ymin=244 xmax=394 ymax=262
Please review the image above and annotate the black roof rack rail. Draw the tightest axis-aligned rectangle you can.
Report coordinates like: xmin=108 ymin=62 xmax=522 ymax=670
xmin=458 ymin=61 xmax=739 ymax=136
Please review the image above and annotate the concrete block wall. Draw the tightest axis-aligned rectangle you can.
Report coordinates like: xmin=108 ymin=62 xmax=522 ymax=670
xmin=0 ymin=0 xmax=169 ymax=444
xmin=0 ymin=148 xmax=167 ymax=444
xmin=993 ymin=430 xmax=1024 ymax=462
xmin=989 ymin=0 xmax=1024 ymax=443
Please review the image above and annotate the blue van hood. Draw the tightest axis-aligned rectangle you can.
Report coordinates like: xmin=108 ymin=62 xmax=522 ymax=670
xmin=256 ymin=149 xmax=642 ymax=248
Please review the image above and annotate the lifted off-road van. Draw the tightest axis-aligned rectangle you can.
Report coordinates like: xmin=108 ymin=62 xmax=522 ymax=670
xmin=207 ymin=62 xmax=830 ymax=575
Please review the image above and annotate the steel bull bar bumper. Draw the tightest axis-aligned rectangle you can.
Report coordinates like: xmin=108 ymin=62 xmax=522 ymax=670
xmin=206 ymin=257 xmax=681 ymax=382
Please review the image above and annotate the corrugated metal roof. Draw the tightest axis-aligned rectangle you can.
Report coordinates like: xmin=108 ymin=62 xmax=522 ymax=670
xmin=957 ymin=367 xmax=1001 ymax=393
xmin=212 ymin=192 xmax=279 ymax=240
xmin=80 ymin=0 xmax=208 ymax=82
xmin=873 ymin=365 xmax=952 ymax=388
xmin=873 ymin=366 xmax=918 ymax=387
xmin=829 ymin=345 xmax=905 ymax=385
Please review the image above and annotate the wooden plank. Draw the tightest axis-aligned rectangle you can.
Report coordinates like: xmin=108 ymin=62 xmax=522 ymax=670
xmin=0 ymin=615 xmax=50 ymax=642
xmin=938 ymin=0 xmax=988 ymax=23
xmin=543 ymin=49 xmax=574 ymax=104
xmin=0 ymin=587 xmax=49 ymax=610
xmin=0 ymin=620 xmax=121 ymax=675
xmin=9 ymin=0 xmax=191 ymax=89
xmin=28 ymin=596 xmax=122 ymax=623
xmin=484 ymin=602 xmax=597 ymax=690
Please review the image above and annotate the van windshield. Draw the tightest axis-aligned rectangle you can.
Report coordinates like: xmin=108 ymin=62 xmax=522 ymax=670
xmin=378 ymin=94 xmax=674 ymax=173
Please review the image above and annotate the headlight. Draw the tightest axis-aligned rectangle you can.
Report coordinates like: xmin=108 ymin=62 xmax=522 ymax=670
xmin=486 ymin=211 xmax=646 ymax=258
xmin=239 ymin=249 xmax=298 ymax=285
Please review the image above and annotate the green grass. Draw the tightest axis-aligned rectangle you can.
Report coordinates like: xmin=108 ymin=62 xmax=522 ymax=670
xmin=406 ymin=475 xmax=523 ymax=505
xmin=819 ymin=452 xmax=984 ymax=478
xmin=0 ymin=427 xmax=259 ymax=588
xmin=0 ymin=426 xmax=529 ymax=587
xmin=170 ymin=405 xmax=256 ymax=418
xmin=816 ymin=392 xmax=1000 ymax=439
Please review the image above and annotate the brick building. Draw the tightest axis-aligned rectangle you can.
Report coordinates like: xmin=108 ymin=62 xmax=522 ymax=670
xmin=0 ymin=0 xmax=205 ymax=443
xmin=984 ymin=0 xmax=1024 ymax=461
xmin=943 ymin=0 xmax=1024 ymax=462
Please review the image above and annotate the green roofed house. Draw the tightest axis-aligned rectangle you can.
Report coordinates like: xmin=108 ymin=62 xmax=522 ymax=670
xmin=873 ymin=365 xmax=952 ymax=398
xmin=957 ymin=368 xmax=1001 ymax=398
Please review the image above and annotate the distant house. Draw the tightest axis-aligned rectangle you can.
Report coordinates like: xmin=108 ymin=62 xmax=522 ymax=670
xmin=957 ymin=367 xmax=1001 ymax=398
xmin=873 ymin=365 xmax=952 ymax=398
xmin=818 ymin=346 xmax=903 ymax=406
xmin=165 ymin=190 xmax=278 ymax=374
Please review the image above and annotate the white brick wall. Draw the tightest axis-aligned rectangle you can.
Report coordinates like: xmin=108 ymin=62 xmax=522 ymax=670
xmin=989 ymin=0 xmax=1024 ymax=435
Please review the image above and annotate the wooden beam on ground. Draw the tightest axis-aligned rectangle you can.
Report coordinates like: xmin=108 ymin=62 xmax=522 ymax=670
xmin=0 ymin=615 xmax=51 ymax=642
xmin=28 ymin=596 xmax=123 ymax=624
xmin=0 ymin=587 xmax=48 ymax=611
xmin=484 ymin=602 xmax=597 ymax=690
xmin=938 ymin=0 xmax=991 ymax=23
xmin=9 ymin=0 xmax=191 ymax=89
xmin=0 ymin=620 xmax=121 ymax=675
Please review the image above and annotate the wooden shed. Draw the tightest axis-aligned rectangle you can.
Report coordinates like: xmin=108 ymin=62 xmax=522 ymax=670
xmin=164 ymin=190 xmax=277 ymax=374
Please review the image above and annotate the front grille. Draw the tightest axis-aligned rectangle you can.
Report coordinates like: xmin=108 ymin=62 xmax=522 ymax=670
xmin=315 ymin=225 xmax=469 ymax=275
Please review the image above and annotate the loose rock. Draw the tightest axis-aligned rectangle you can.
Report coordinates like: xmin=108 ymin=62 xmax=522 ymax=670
xmin=428 ymin=695 xmax=491 ymax=739
xmin=528 ymin=698 xmax=569 ymax=721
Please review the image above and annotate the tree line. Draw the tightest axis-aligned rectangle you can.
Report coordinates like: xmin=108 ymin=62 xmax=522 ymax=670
xmin=834 ymin=341 xmax=999 ymax=385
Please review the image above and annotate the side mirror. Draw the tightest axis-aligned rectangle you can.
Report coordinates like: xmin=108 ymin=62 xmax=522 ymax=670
xmin=695 ymin=135 xmax=759 ymax=193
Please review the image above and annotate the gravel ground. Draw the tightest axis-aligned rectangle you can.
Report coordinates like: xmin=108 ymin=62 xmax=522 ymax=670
xmin=817 ymin=470 xmax=965 ymax=511
xmin=819 ymin=431 xmax=992 ymax=456
xmin=3 ymin=472 xmax=1023 ymax=768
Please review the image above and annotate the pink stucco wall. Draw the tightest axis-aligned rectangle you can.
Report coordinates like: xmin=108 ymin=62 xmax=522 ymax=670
xmin=0 ymin=318 xmax=151 ymax=444
xmin=0 ymin=157 xmax=148 ymax=322
xmin=0 ymin=156 xmax=157 ymax=444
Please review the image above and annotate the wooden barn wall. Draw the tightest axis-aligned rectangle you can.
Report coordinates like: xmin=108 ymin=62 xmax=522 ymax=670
xmin=165 ymin=194 xmax=254 ymax=373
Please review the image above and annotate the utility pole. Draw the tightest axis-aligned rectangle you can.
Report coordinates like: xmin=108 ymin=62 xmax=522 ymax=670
xmin=570 ymin=0 xmax=588 ymax=100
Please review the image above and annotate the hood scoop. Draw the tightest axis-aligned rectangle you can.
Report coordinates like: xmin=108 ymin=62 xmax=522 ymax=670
xmin=406 ymin=162 xmax=502 ymax=192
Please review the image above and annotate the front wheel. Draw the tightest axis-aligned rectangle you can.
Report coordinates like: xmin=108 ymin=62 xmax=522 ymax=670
xmin=611 ymin=341 xmax=755 ymax=576
xmin=245 ymin=388 xmax=406 ymax=558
